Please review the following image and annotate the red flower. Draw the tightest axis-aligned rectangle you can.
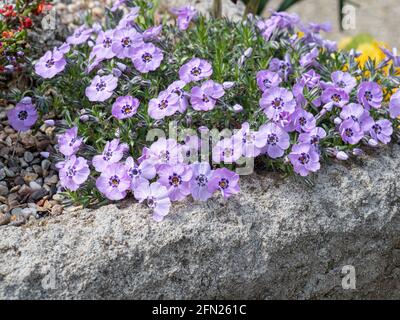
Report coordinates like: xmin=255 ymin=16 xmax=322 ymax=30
xmin=22 ymin=17 xmax=33 ymax=28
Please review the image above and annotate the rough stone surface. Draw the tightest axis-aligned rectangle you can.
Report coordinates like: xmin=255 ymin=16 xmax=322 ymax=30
xmin=0 ymin=145 xmax=400 ymax=299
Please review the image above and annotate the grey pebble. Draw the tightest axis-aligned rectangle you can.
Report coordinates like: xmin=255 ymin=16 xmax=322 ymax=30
xmin=0 ymin=184 xmax=8 ymax=196
xmin=4 ymin=168 xmax=15 ymax=178
xmin=24 ymin=151 xmax=34 ymax=163
xmin=29 ymin=181 xmax=42 ymax=191
xmin=0 ymin=169 xmax=5 ymax=181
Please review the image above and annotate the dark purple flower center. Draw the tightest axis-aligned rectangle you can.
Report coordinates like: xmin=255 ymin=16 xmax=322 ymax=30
xmin=299 ymin=116 xmax=307 ymax=126
xmin=17 ymin=110 xmax=28 ymax=121
xmin=345 ymin=128 xmax=353 ymax=137
xmin=222 ymin=147 xmax=233 ymax=158
xmin=337 ymin=80 xmax=346 ymax=88
xmin=128 ymin=166 xmax=141 ymax=178
xmin=331 ymin=93 xmax=341 ymax=103
xmin=142 ymin=52 xmax=153 ymax=63
xmin=159 ymin=150 xmax=170 ymax=162
xmin=267 ymin=133 xmax=279 ymax=145
xmin=242 ymin=132 xmax=254 ymax=144
xmin=298 ymin=152 xmax=310 ymax=165
xmin=121 ymin=104 xmax=133 ymax=115
xmin=190 ymin=67 xmax=201 ymax=76
xmin=202 ymin=94 xmax=210 ymax=103
xmin=218 ymin=178 xmax=229 ymax=190
xmin=263 ymin=78 xmax=271 ymax=87
xmin=372 ymin=124 xmax=382 ymax=134
xmin=272 ymin=97 xmax=283 ymax=109
xmin=364 ymin=90 xmax=373 ymax=101
xmin=310 ymin=135 xmax=320 ymax=145
xmin=196 ymin=174 xmax=208 ymax=187
xmin=103 ymin=38 xmax=112 ymax=48
xmin=69 ymin=137 xmax=78 ymax=146
xmin=103 ymin=151 xmax=113 ymax=161
xmin=169 ymin=173 xmax=182 ymax=187
xmin=351 ymin=115 xmax=359 ymax=122
xmin=66 ymin=166 xmax=76 ymax=178
xmin=96 ymin=80 xmax=106 ymax=91
xmin=45 ymin=59 xmax=55 ymax=68
xmin=158 ymin=99 xmax=168 ymax=109
xmin=279 ymin=62 xmax=289 ymax=71
xmin=173 ymin=88 xmax=183 ymax=97
xmin=121 ymin=37 xmax=132 ymax=47
xmin=108 ymin=175 xmax=120 ymax=188
xmin=146 ymin=197 xmax=156 ymax=208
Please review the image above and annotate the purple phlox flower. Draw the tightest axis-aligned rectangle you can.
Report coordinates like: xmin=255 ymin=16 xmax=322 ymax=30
xmin=256 ymin=17 xmax=280 ymax=41
xmin=35 ymin=49 xmax=66 ymax=79
xmin=336 ymin=151 xmax=349 ymax=161
xmin=223 ymin=81 xmax=235 ymax=89
xmin=59 ymin=155 xmax=90 ymax=191
xmin=233 ymin=122 xmax=261 ymax=157
xmin=7 ymin=99 xmax=38 ymax=132
xmin=158 ymin=164 xmax=192 ymax=201
xmin=179 ymin=58 xmax=212 ymax=83
xmin=125 ymin=157 xmax=156 ymax=190
xmin=167 ymin=80 xmax=189 ymax=113
xmin=292 ymin=108 xmax=317 ymax=132
xmin=288 ymin=143 xmax=320 ymax=176
xmin=357 ymin=81 xmax=383 ymax=110
xmin=369 ymin=119 xmax=393 ymax=144
xmin=339 ymin=103 xmax=374 ymax=132
xmin=389 ymin=90 xmax=400 ymax=119
xmin=58 ymin=127 xmax=83 ymax=156
xmin=148 ymin=90 xmax=179 ymax=120
xmin=146 ymin=138 xmax=183 ymax=167
xmin=322 ymin=40 xmax=337 ymax=53
xmin=170 ymin=6 xmax=197 ymax=31
xmin=259 ymin=87 xmax=296 ymax=121
xmin=271 ymin=11 xmax=300 ymax=28
xmin=212 ymin=137 xmax=242 ymax=164
xmin=321 ymin=86 xmax=349 ymax=109
xmin=133 ymin=180 xmax=171 ymax=222
xmin=112 ymin=96 xmax=140 ymax=120
xmin=111 ymin=0 xmax=126 ymax=12
xmin=190 ymin=80 xmax=225 ymax=111
xmin=56 ymin=42 xmax=71 ymax=54
xmin=300 ymin=69 xmax=320 ymax=89
xmin=207 ymin=168 xmax=240 ymax=199
xmin=112 ymin=28 xmax=143 ymax=59
xmin=339 ymin=119 xmax=364 ymax=145
xmin=380 ymin=47 xmax=400 ymax=67
xmin=300 ymin=47 xmax=319 ymax=68
xmin=256 ymin=70 xmax=282 ymax=92
xmin=66 ymin=25 xmax=93 ymax=45
xmin=117 ymin=7 xmax=140 ymax=28
xmin=91 ymin=29 xmax=116 ymax=60
xmin=92 ymin=139 xmax=129 ymax=172
xmin=292 ymin=81 xmax=307 ymax=108
xmin=96 ymin=162 xmax=130 ymax=201
xmin=269 ymin=53 xmax=292 ymax=80
xmin=298 ymin=127 xmax=326 ymax=148
xmin=255 ymin=122 xmax=290 ymax=159
xmin=189 ymin=162 xmax=213 ymax=201
xmin=85 ymin=74 xmax=118 ymax=102
xmin=86 ymin=52 xmax=104 ymax=73
xmin=132 ymin=43 xmax=163 ymax=73
xmin=307 ymin=21 xmax=332 ymax=33
xmin=331 ymin=71 xmax=356 ymax=93
xmin=143 ymin=25 xmax=163 ymax=41
xmin=181 ymin=135 xmax=201 ymax=163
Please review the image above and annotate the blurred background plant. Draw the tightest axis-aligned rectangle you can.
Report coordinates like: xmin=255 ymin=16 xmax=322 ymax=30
xmin=0 ymin=0 xmax=52 ymax=92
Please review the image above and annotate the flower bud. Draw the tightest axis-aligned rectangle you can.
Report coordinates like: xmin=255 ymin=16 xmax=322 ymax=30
xmin=112 ymin=68 xmax=122 ymax=77
xmin=223 ymin=81 xmax=235 ymax=89
xmin=79 ymin=115 xmax=90 ymax=122
xmin=40 ymin=152 xmax=50 ymax=158
xmin=352 ymin=148 xmax=363 ymax=156
xmin=368 ymin=138 xmax=378 ymax=147
xmin=334 ymin=117 xmax=342 ymax=125
xmin=336 ymin=151 xmax=348 ymax=160
xmin=244 ymin=48 xmax=253 ymax=58
xmin=116 ymin=62 xmax=127 ymax=72
xmin=44 ymin=120 xmax=55 ymax=127
xmin=232 ymin=104 xmax=243 ymax=113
